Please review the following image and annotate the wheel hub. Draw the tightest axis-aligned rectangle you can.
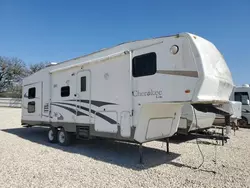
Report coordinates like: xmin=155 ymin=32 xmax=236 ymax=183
xmin=59 ymin=131 xmax=65 ymax=143
xmin=48 ymin=130 xmax=54 ymax=140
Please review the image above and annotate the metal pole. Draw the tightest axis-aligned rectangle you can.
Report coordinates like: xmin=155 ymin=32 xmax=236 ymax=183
xmin=224 ymin=115 xmax=231 ymax=146
xmin=166 ymin=138 xmax=169 ymax=154
xmin=222 ymin=127 xmax=224 ymax=146
xmin=233 ymin=119 xmax=236 ymax=136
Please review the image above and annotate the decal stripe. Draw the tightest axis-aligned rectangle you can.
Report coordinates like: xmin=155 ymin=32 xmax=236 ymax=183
xmin=67 ymin=99 xmax=117 ymax=107
xmin=157 ymin=70 xmax=198 ymax=78
xmin=51 ymin=104 xmax=88 ymax=116
xmin=53 ymin=102 xmax=117 ymax=124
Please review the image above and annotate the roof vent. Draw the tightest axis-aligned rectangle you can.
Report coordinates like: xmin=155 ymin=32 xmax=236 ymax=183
xmin=46 ymin=62 xmax=58 ymax=67
xmin=242 ymin=84 xmax=250 ymax=87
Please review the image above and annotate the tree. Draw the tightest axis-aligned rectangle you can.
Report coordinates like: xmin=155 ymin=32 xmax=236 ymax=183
xmin=0 ymin=56 xmax=27 ymax=93
xmin=28 ymin=61 xmax=49 ymax=75
xmin=0 ymin=56 xmax=50 ymax=98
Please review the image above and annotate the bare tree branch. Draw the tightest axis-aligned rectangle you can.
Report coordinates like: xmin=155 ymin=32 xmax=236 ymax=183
xmin=0 ymin=56 xmax=50 ymax=97
xmin=28 ymin=61 xmax=49 ymax=74
xmin=0 ymin=56 xmax=26 ymax=92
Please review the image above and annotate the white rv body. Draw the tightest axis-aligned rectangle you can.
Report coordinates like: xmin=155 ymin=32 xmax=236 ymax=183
xmin=178 ymin=104 xmax=216 ymax=134
xmin=229 ymin=85 xmax=250 ymax=126
xmin=21 ymin=33 xmax=233 ymax=144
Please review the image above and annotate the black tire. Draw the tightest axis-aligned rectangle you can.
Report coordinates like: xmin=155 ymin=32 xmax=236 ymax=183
xmin=57 ymin=128 xmax=71 ymax=146
xmin=48 ymin=127 xmax=58 ymax=143
xmin=238 ymin=117 xmax=248 ymax=127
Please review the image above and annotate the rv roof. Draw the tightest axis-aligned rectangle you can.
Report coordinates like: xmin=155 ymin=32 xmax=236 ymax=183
xmin=234 ymin=84 xmax=250 ymax=89
xmin=56 ymin=33 xmax=181 ymax=65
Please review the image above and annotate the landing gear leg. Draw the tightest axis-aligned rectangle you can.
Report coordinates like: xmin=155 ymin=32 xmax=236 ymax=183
xmin=222 ymin=125 xmax=224 ymax=146
xmin=224 ymin=115 xmax=231 ymax=146
xmin=166 ymin=138 xmax=169 ymax=154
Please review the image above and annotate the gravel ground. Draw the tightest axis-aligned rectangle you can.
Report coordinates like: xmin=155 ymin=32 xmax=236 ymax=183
xmin=0 ymin=107 xmax=250 ymax=188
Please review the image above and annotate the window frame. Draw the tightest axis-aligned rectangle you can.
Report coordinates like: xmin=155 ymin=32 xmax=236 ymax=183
xmin=234 ymin=92 xmax=249 ymax=105
xmin=132 ymin=52 xmax=157 ymax=78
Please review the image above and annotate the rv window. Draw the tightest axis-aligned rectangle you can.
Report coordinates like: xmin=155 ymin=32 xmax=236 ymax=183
xmin=28 ymin=101 xmax=35 ymax=113
xmin=81 ymin=76 xmax=86 ymax=92
xmin=61 ymin=86 xmax=70 ymax=97
xmin=132 ymin=52 xmax=157 ymax=77
xmin=28 ymin=87 xmax=36 ymax=99
xmin=235 ymin=92 xmax=249 ymax=105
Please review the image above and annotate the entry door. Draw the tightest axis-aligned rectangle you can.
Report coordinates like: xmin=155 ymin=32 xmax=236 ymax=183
xmin=76 ymin=70 xmax=91 ymax=124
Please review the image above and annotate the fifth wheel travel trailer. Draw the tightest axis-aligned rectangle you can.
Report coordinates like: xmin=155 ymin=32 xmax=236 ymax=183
xmin=229 ymin=84 xmax=250 ymax=126
xmin=21 ymin=33 xmax=234 ymax=155
xmin=178 ymin=104 xmax=216 ymax=134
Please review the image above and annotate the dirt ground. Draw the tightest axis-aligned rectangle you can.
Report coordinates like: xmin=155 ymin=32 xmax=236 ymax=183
xmin=0 ymin=107 xmax=249 ymax=188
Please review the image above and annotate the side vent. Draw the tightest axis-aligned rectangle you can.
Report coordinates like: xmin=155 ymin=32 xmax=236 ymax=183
xmin=76 ymin=126 xmax=90 ymax=140
xmin=44 ymin=103 xmax=49 ymax=113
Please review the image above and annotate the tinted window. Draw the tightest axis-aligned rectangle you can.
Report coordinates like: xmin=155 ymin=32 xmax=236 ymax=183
xmin=235 ymin=92 xmax=249 ymax=105
xmin=28 ymin=101 xmax=35 ymax=113
xmin=61 ymin=86 xmax=70 ymax=97
xmin=81 ymin=76 xmax=86 ymax=92
xmin=235 ymin=93 xmax=241 ymax=102
xmin=132 ymin=52 xmax=157 ymax=77
xmin=28 ymin=87 xmax=36 ymax=99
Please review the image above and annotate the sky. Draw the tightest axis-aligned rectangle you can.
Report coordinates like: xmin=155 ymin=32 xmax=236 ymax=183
xmin=0 ymin=0 xmax=249 ymax=85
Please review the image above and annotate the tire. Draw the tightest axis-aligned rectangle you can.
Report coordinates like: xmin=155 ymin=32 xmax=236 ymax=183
xmin=48 ymin=127 xmax=58 ymax=143
xmin=57 ymin=128 xmax=71 ymax=146
xmin=238 ymin=117 xmax=248 ymax=127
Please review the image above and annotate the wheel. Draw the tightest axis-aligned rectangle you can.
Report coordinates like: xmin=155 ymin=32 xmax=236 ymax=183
xmin=57 ymin=128 xmax=71 ymax=146
xmin=48 ymin=127 xmax=58 ymax=143
xmin=238 ymin=117 xmax=248 ymax=127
